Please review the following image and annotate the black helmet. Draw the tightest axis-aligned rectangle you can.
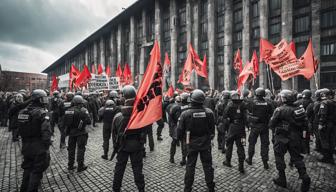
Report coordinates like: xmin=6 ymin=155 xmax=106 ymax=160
xmin=175 ymin=96 xmax=181 ymax=103
xmin=180 ymin=92 xmax=189 ymax=103
xmin=190 ymin=89 xmax=205 ymax=104
xmin=66 ymin=92 xmax=74 ymax=101
xmin=73 ymin=95 xmax=84 ymax=105
xmin=242 ymin=89 xmax=249 ymax=98
xmin=75 ymin=91 xmax=82 ymax=96
xmin=320 ymin=88 xmax=330 ymax=100
xmin=265 ymin=89 xmax=272 ymax=99
xmin=297 ymin=93 xmax=303 ymax=100
xmin=255 ymin=87 xmax=266 ymax=97
xmin=279 ymin=89 xmax=295 ymax=104
xmin=122 ymin=85 xmax=136 ymax=100
xmin=315 ymin=89 xmax=322 ymax=99
xmin=31 ymin=89 xmax=48 ymax=104
xmin=302 ymin=89 xmax=312 ymax=99
xmin=15 ymin=93 xmax=24 ymax=103
xmin=105 ymin=99 xmax=115 ymax=106
xmin=221 ymin=90 xmax=231 ymax=99
xmin=109 ymin=90 xmax=119 ymax=98
xmin=53 ymin=90 xmax=60 ymax=97
xmin=230 ymin=91 xmax=240 ymax=101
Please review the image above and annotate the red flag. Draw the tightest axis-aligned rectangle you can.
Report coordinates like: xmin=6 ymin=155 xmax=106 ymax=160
xmin=251 ymin=50 xmax=259 ymax=77
xmin=289 ymin=41 xmax=296 ymax=56
xmin=237 ymin=61 xmax=255 ymax=91
xmin=259 ymin=38 xmax=275 ymax=62
xmin=50 ymin=74 xmax=58 ymax=94
xmin=297 ymin=39 xmax=318 ymax=80
xmin=166 ymin=84 xmax=174 ymax=97
xmin=164 ymin=52 xmax=171 ymax=68
xmin=190 ymin=44 xmax=207 ymax=78
xmin=116 ymin=63 xmax=123 ymax=77
xmin=123 ymin=63 xmax=133 ymax=85
xmin=97 ymin=64 xmax=103 ymax=75
xmin=233 ymin=49 xmax=243 ymax=73
xmin=127 ymin=41 xmax=162 ymax=129
xmin=91 ymin=64 xmax=96 ymax=74
xmin=106 ymin=64 xmax=111 ymax=77
xmin=178 ymin=48 xmax=194 ymax=85
xmin=76 ymin=65 xmax=92 ymax=88
xmin=69 ymin=64 xmax=80 ymax=91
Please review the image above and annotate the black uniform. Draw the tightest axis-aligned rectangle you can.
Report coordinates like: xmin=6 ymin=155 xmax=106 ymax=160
xmin=168 ymin=102 xmax=182 ymax=163
xmin=312 ymin=100 xmax=322 ymax=151
xmin=295 ymin=97 xmax=313 ymax=154
xmin=112 ymin=99 xmax=146 ymax=192
xmin=246 ymin=98 xmax=273 ymax=165
xmin=215 ymin=98 xmax=229 ymax=152
xmin=64 ymin=105 xmax=91 ymax=170
xmin=269 ymin=103 xmax=311 ymax=190
xmin=49 ymin=96 xmax=62 ymax=133
xmin=58 ymin=101 xmax=72 ymax=148
xmin=177 ymin=105 xmax=215 ymax=192
xmin=318 ymin=99 xmax=335 ymax=163
xmin=17 ymin=103 xmax=52 ymax=192
xmin=223 ymin=100 xmax=247 ymax=170
xmin=98 ymin=105 xmax=119 ymax=158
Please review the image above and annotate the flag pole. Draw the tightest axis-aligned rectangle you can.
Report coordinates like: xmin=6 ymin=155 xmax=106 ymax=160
xmin=314 ymin=73 xmax=319 ymax=90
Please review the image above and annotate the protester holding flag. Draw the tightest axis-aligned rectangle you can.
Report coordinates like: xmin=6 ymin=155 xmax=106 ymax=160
xmin=111 ymin=85 xmax=146 ymax=192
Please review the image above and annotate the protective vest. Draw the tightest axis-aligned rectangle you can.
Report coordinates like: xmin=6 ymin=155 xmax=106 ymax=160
xmin=103 ymin=106 xmax=117 ymax=124
xmin=18 ymin=107 xmax=43 ymax=139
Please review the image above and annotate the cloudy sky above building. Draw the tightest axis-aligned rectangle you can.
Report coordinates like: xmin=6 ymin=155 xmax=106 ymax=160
xmin=0 ymin=0 xmax=136 ymax=73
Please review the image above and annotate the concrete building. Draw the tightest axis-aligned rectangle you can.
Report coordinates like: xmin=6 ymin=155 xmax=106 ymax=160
xmin=42 ymin=0 xmax=336 ymax=91
xmin=0 ymin=70 xmax=47 ymax=92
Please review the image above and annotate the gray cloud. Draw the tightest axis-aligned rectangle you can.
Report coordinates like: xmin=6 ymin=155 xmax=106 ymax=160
xmin=0 ymin=0 xmax=136 ymax=72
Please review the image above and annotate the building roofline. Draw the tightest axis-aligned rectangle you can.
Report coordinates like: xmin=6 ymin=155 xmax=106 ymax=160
xmin=42 ymin=0 xmax=149 ymax=74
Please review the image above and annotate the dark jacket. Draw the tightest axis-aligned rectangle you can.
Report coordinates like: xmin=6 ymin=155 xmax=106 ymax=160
xmin=64 ymin=105 xmax=91 ymax=136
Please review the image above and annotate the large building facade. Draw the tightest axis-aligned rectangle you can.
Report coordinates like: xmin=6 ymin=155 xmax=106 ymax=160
xmin=0 ymin=70 xmax=47 ymax=92
xmin=43 ymin=0 xmax=336 ymax=91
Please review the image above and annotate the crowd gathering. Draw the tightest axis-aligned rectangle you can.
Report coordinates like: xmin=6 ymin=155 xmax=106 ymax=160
xmin=0 ymin=86 xmax=335 ymax=192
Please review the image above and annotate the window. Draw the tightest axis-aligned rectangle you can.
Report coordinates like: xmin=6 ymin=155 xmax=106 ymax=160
xmin=294 ymin=0 xmax=311 ymax=9
xmin=294 ymin=15 xmax=310 ymax=33
xmin=269 ymin=0 xmax=281 ymax=10
xmin=137 ymin=17 xmax=143 ymax=39
xmin=321 ymin=42 xmax=336 ymax=56
xmin=321 ymin=10 xmax=336 ymax=28
xmin=252 ymin=2 xmax=259 ymax=18
xmin=234 ymin=9 xmax=242 ymax=23
xmin=252 ymin=27 xmax=260 ymax=39
xmin=234 ymin=31 xmax=242 ymax=41
xmin=146 ymin=13 xmax=155 ymax=41
xmin=270 ymin=23 xmax=280 ymax=35
xmin=217 ymin=15 xmax=225 ymax=32
xmin=217 ymin=0 xmax=225 ymax=13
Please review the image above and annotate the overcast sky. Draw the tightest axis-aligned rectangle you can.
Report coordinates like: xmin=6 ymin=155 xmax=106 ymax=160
xmin=0 ymin=0 xmax=136 ymax=73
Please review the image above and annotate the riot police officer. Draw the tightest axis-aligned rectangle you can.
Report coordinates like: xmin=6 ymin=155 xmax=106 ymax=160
xmin=222 ymin=91 xmax=247 ymax=173
xmin=312 ymin=89 xmax=323 ymax=152
xmin=8 ymin=93 xmax=25 ymax=141
xmin=49 ymin=90 xmax=61 ymax=134
xmin=58 ymin=92 xmax=74 ymax=149
xmin=269 ymin=90 xmax=311 ymax=192
xmin=179 ymin=92 xmax=190 ymax=166
xmin=215 ymin=90 xmax=230 ymax=153
xmin=17 ymin=89 xmax=52 ymax=192
xmin=98 ymin=99 xmax=119 ymax=160
xmin=317 ymin=88 xmax=335 ymax=164
xmin=112 ymin=85 xmax=146 ymax=192
xmin=168 ymin=96 xmax=182 ymax=164
xmin=109 ymin=90 xmax=123 ymax=106
xmin=245 ymin=88 xmax=273 ymax=169
xmin=177 ymin=89 xmax=215 ymax=192
xmin=64 ymin=95 xmax=91 ymax=172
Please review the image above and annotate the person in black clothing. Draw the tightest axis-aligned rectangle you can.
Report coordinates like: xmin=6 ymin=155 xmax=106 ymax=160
xmin=64 ymin=95 xmax=91 ymax=172
xmin=177 ymin=89 xmax=215 ymax=192
xmin=317 ymin=88 xmax=335 ymax=164
xmin=222 ymin=91 xmax=247 ymax=173
xmin=49 ymin=91 xmax=62 ymax=134
xmin=245 ymin=88 xmax=274 ymax=169
xmin=269 ymin=90 xmax=311 ymax=192
xmin=112 ymin=85 xmax=146 ymax=192
xmin=215 ymin=90 xmax=230 ymax=153
xmin=168 ymin=96 xmax=182 ymax=163
xmin=58 ymin=92 xmax=74 ymax=149
xmin=98 ymin=99 xmax=120 ymax=160
xmin=17 ymin=89 xmax=52 ymax=192
xmin=8 ymin=93 xmax=25 ymax=141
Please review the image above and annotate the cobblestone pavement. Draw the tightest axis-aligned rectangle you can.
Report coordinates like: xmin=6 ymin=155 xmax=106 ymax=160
xmin=0 ymin=123 xmax=335 ymax=192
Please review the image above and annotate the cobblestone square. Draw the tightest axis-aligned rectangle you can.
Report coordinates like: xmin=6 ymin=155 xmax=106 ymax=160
xmin=0 ymin=123 xmax=335 ymax=192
